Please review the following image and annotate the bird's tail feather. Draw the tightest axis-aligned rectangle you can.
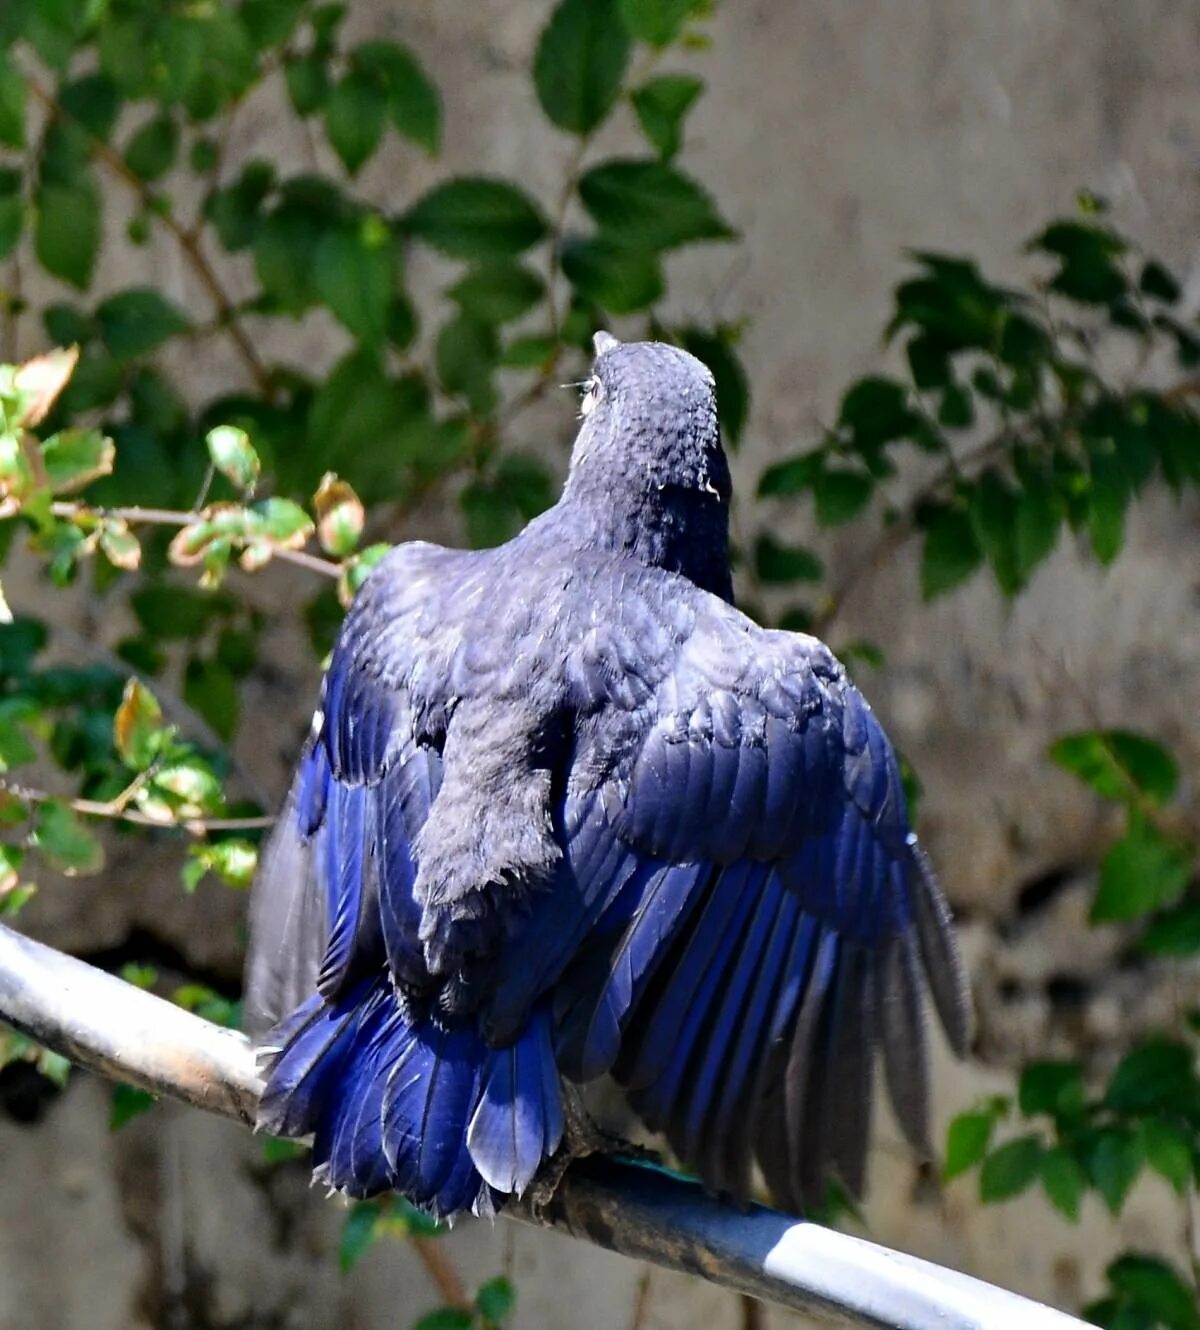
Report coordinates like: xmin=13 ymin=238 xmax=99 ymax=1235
xmin=257 ymin=985 xmax=562 ymax=1218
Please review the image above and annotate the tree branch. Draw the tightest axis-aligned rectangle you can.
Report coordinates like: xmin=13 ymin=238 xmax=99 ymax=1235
xmin=0 ymin=923 xmax=1088 ymax=1330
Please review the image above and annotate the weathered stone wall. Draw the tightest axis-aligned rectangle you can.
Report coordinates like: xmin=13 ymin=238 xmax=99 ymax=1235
xmin=3 ymin=2 xmax=1200 ymax=1326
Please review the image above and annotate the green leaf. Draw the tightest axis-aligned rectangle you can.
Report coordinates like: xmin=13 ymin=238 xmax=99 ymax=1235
xmin=404 ymin=178 xmax=548 ymax=259
xmin=578 ymin=159 xmax=734 ymax=251
xmin=253 ymin=201 xmax=326 ymax=313
xmin=324 ymin=70 xmax=386 ymax=174
xmin=838 ymin=376 xmax=917 ymax=449
xmin=500 ymin=334 xmax=556 ymax=369
xmin=632 ymin=74 xmax=703 ymax=159
xmin=314 ymin=215 xmax=395 ymax=345
xmin=36 ymin=178 xmax=102 ymax=290
xmin=754 ymin=533 xmax=823 ymax=584
xmin=1040 ymin=1146 xmax=1085 ymax=1221
xmin=1107 ymin=1255 xmax=1200 ymax=1330
xmin=944 ymin=1110 xmax=998 ymax=1181
xmin=1048 ymin=730 xmax=1179 ymax=806
xmin=32 ymin=799 xmax=104 ymax=875
xmin=617 ymin=0 xmax=705 ymax=46
xmin=1139 ymin=259 xmax=1181 ymax=304
xmin=42 ymin=302 xmax=97 ymax=347
xmin=1140 ymin=1119 xmax=1193 ymax=1194
xmin=131 ymin=585 xmax=226 ymax=640
xmin=353 ymin=41 xmax=442 ymax=155
xmin=919 ymin=505 xmax=982 ymax=600
xmin=561 ymin=236 xmax=664 ymax=314
xmin=1018 ymin=1061 xmax=1084 ymax=1121
xmin=436 ymin=315 xmax=498 ymax=415
xmin=1088 ymin=448 xmax=1127 ymax=564
xmin=0 ymin=53 xmax=26 ymax=148
xmin=97 ymin=289 xmax=189 ymax=361
xmin=184 ymin=656 xmax=239 ymax=741
xmin=0 ymin=168 xmax=22 ymax=261
xmin=110 ymin=1084 xmax=156 ymax=1131
xmin=41 ymin=428 xmax=114 ymax=493
xmin=206 ymin=425 xmax=261 ymax=491
xmin=1031 ymin=219 xmax=1127 ymax=305
xmin=534 ymin=0 xmax=632 ymax=136
xmin=1084 ymin=1128 xmax=1145 ymax=1215
xmin=449 ymin=262 xmax=545 ymax=325
xmin=241 ymin=0 xmax=307 ymax=47
xmin=476 ymin=1276 xmax=516 ymax=1324
xmin=680 ymin=327 xmax=750 ymax=446
xmin=59 ymin=73 xmax=121 ymax=144
xmin=1092 ymin=814 xmax=1192 ymax=923
xmin=285 ymin=56 xmax=329 ymax=115
xmin=814 ymin=468 xmax=873 ymax=526
xmin=339 ymin=1203 xmax=380 ymax=1273
xmin=1014 ymin=472 xmax=1060 ymax=583
xmin=114 ymin=678 xmax=165 ymax=770
xmin=314 ymin=473 xmax=365 ymax=556
xmin=969 ymin=470 xmax=1020 ymax=595
xmin=979 ymin=1135 xmax=1042 ymax=1202
xmin=1140 ymin=902 xmax=1200 ymax=957
xmin=757 ymin=452 xmax=823 ymax=498
xmin=124 ymin=116 xmax=179 ymax=182
xmin=1106 ymin=1041 xmax=1195 ymax=1115
xmin=412 ymin=1313 xmax=472 ymax=1330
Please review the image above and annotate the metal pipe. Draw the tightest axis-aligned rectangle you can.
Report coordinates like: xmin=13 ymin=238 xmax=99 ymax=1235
xmin=0 ymin=922 xmax=1086 ymax=1330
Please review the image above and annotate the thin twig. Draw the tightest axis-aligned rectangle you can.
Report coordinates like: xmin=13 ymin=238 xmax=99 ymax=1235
xmin=49 ymin=501 xmax=341 ymax=580
xmin=1 ymin=779 xmax=274 ymax=837
xmin=24 ymin=75 xmax=273 ymax=400
xmin=411 ymin=1236 xmax=472 ymax=1311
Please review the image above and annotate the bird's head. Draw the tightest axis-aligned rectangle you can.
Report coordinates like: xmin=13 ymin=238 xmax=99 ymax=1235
xmin=565 ymin=333 xmax=729 ymax=509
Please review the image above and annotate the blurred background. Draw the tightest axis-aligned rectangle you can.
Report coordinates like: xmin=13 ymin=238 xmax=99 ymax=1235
xmin=1 ymin=2 xmax=1200 ymax=1327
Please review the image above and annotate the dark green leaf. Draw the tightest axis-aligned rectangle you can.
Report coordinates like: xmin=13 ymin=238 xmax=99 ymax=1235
xmin=404 ymin=178 xmax=547 ymax=259
xmin=36 ymin=178 xmax=102 ymax=290
xmin=534 ymin=0 xmax=632 ymax=136
xmin=969 ymin=470 xmax=1020 ymax=595
xmin=1092 ymin=815 xmax=1191 ymax=923
xmin=1014 ymin=472 xmax=1060 ymax=583
xmin=979 ymin=1135 xmax=1042 ymax=1202
xmin=110 ymin=1084 xmax=156 ymax=1130
xmin=0 ymin=53 xmax=25 ymax=148
xmin=919 ymin=505 xmax=982 ymax=600
xmin=754 ymin=533 xmax=823 ymax=584
xmin=838 ymin=376 xmax=917 ymax=448
xmin=1105 ymin=1041 xmax=1195 ymax=1115
xmin=632 ymin=74 xmax=703 ymax=158
xmin=1084 ymin=1128 xmax=1144 ymax=1215
xmin=314 ymin=215 xmax=395 ymax=344
xmin=339 ymin=1203 xmax=379 ymax=1273
xmin=501 ymin=335 xmax=556 ymax=369
xmin=412 ymin=1312 xmax=472 ymax=1330
xmin=97 ymin=288 xmax=189 ymax=360
xmin=59 ymin=73 xmax=120 ymax=144
xmin=33 ymin=800 xmax=103 ymax=874
xmin=1140 ymin=1119 xmax=1193 ymax=1194
xmin=1018 ymin=1061 xmax=1084 ymax=1121
xmin=680 ymin=327 xmax=749 ymax=446
xmin=1048 ymin=730 xmax=1178 ymax=806
xmin=254 ymin=202 xmax=324 ymax=313
xmin=1140 ymin=260 xmax=1181 ymax=304
xmin=1107 ymin=1255 xmax=1200 ymax=1330
xmin=1040 ymin=1146 xmax=1085 ymax=1221
xmin=124 ymin=116 xmax=179 ymax=182
xmin=561 ymin=236 xmax=664 ymax=314
xmin=0 ymin=167 xmax=21 ymax=261
xmin=130 ymin=585 xmax=225 ymax=640
xmin=814 ymin=467 xmax=873 ymax=526
xmin=437 ymin=315 xmax=498 ymax=415
xmin=617 ymin=0 xmax=705 ymax=46
xmin=1031 ymin=220 xmax=1127 ymax=306
xmin=204 ymin=161 xmax=275 ymax=252
xmin=43 ymin=302 xmax=97 ymax=347
xmin=578 ymin=159 xmax=734 ymax=251
xmin=757 ymin=452 xmax=823 ymax=498
xmin=1140 ymin=902 xmax=1200 ymax=957
xmin=241 ymin=0 xmax=307 ymax=47
xmin=284 ymin=57 xmax=329 ymax=115
xmin=449 ymin=263 xmax=545 ymax=325
xmin=944 ymin=1110 xmax=997 ymax=1180
xmin=324 ymin=70 xmax=386 ymax=174
xmin=184 ymin=657 xmax=239 ymax=741
xmin=353 ymin=41 xmax=441 ymax=155
xmin=1087 ymin=448 xmax=1127 ymax=564
xmin=476 ymin=1276 xmax=516 ymax=1323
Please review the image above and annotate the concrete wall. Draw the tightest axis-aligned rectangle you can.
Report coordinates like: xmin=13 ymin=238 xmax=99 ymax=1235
xmin=4 ymin=2 xmax=1200 ymax=1326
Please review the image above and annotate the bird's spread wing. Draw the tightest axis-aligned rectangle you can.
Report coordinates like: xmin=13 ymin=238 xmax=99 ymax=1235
xmin=483 ymin=595 xmax=969 ymax=1210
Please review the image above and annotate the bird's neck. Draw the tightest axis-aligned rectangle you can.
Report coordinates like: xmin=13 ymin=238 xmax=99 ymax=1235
xmin=551 ymin=478 xmax=734 ymax=602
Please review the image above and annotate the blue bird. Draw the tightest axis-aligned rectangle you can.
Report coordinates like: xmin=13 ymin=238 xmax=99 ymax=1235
xmin=245 ymin=333 xmax=970 ymax=1220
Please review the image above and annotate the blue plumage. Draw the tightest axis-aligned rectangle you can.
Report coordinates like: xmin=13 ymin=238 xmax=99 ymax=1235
xmin=247 ymin=335 xmax=969 ymax=1221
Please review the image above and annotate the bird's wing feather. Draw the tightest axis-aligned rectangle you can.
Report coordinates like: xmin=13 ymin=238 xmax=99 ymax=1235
xmin=485 ymin=594 xmax=969 ymax=1210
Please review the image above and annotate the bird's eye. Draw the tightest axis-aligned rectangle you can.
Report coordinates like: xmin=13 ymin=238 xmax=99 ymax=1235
xmin=579 ymin=376 xmax=602 ymax=417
